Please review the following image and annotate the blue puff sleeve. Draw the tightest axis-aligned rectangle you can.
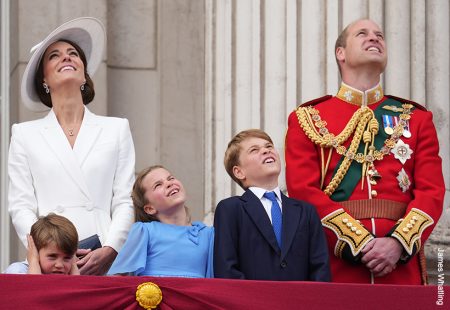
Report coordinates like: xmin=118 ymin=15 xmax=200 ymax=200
xmin=205 ymin=228 xmax=215 ymax=278
xmin=107 ymin=222 xmax=149 ymax=275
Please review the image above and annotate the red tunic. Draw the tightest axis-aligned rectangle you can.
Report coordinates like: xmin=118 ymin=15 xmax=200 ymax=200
xmin=285 ymin=93 xmax=444 ymax=284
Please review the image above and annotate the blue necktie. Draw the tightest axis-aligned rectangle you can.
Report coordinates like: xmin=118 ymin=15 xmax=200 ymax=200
xmin=264 ymin=191 xmax=282 ymax=248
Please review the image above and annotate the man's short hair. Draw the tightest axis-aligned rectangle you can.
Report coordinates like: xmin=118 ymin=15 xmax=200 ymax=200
xmin=224 ymin=129 xmax=274 ymax=189
xmin=334 ymin=22 xmax=353 ymax=73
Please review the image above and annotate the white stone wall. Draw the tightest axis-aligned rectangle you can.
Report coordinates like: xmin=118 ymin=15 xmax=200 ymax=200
xmin=4 ymin=0 xmax=449 ymax=276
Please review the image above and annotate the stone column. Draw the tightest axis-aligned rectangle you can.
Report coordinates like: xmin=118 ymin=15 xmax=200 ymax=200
xmin=158 ymin=0 xmax=206 ymax=221
xmin=385 ymin=0 xmax=411 ymax=97
xmin=107 ymin=0 xmax=158 ymax=171
xmin=205 ymin=0 xmax=233 ymax=218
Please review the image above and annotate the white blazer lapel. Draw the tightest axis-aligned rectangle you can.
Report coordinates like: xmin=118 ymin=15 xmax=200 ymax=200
xmin=73 ymin=107 xmax=102 ymax=166
xmin=39 ymin=109 xmax=92 ymax=200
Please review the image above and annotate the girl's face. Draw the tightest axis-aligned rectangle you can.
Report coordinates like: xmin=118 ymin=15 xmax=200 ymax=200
xmin=42 ymin=41 xmax=85 ymax=91
xmin=39 ymin=241 xmax=74 ymax=275
xmin=142 ymin=168 xmax=187 ymax=217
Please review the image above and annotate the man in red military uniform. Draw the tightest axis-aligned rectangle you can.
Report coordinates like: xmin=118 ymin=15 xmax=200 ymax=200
xmin=285 ymin=19 xmax=444 ymax=284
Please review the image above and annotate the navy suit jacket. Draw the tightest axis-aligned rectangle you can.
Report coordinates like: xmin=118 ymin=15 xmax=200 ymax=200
xmin=214 ymin=190 xmax=331 ymax=281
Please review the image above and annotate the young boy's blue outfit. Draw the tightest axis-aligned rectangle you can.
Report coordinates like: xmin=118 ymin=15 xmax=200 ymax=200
xmin=3 ymin=261 xmax=29 ymax=274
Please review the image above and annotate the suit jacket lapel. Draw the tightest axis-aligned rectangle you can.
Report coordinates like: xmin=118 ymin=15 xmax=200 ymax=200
xmin=242 ymin=190 xmax=281 ymax=255
xmin=280 ymin=193 xmax=302 ymax=260
xmin=73 ymin=107 xmax=102 ymax=166
xmin=39 ymin=109 xmax=92 ymax=200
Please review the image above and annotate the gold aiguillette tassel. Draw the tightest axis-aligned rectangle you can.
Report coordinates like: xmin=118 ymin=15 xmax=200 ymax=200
xmin=361 ymin=130 xmax=372 ymax=190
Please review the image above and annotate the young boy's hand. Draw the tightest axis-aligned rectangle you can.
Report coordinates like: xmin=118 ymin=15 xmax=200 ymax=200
xmin=26 ymin=234 xmax=42 ymax=274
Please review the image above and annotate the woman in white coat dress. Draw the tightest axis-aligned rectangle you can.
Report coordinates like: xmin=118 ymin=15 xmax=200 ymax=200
xmin=8 ymin=17 xmax=135 ymax=275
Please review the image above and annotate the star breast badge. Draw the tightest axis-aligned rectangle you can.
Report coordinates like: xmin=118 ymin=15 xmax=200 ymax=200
xmin=391 ymin=139 xmax=413 ymax=164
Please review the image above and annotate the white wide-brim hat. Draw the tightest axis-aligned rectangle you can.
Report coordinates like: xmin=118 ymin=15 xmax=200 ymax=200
xmin=21 ymin=17 xmax=105 ymax=112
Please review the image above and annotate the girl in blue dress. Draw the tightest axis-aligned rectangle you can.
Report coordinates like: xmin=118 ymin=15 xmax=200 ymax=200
xmin=108 ymin=165 xmax=214 ymax=277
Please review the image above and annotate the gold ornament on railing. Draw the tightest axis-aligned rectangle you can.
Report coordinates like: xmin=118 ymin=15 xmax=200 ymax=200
xmin=136 ymin=282 xmax=163 ymax=309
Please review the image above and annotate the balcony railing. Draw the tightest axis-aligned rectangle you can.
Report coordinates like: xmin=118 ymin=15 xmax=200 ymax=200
xmin=0 ymin=274 xmax=448 ymax=309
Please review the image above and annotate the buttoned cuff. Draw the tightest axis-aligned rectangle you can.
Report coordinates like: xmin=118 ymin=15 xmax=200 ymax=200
xmin=388 ymin=208 xmax=433 ymax=258
xmin=322 ymin=209 xmax=375 ymax=258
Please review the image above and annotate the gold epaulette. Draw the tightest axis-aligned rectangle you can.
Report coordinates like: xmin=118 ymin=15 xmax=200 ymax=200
xmin=322 ymin=209 xmax=374 ymax=257
xmin=391 ymin=208 xmax=434 ymax=255
xmin=297 ymin=95 xmax=333 ymax=108
xmin=385 ymin=95 xmax=427 ymax=111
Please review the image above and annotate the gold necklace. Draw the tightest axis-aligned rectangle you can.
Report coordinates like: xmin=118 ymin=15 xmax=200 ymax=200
xmin=296 ymin=103 xmax=413 ymax=195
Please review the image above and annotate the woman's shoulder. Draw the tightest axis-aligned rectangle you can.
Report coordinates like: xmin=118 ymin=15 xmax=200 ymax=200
xmin=93 ymin=115 xmax=128 ymax=123
xmin=87 ymin=109 xmax=129 ymax=125
xmin=12 ymin=117 xmax=47 ymax=131
xmin=10 ymin=118 xmax=50 ymax=141
xmin=82 ymin=109 xmax=127 ymax=132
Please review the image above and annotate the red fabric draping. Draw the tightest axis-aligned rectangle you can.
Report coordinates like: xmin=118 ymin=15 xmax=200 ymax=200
xmin=0 ymin=274 xmax=448 ymax=310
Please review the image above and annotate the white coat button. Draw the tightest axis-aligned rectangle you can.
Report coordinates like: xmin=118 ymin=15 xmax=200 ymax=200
xmin=86 ymin=204 xmax=94 ymax=211
xmin=56 ymin=206 xmax=64 ymax=213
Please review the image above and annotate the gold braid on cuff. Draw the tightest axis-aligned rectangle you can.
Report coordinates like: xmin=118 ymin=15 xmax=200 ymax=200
xmin=391 ymin=208 xmax=434 ymax=255
xmin=322 ymin=209 xmax=374 ymax=257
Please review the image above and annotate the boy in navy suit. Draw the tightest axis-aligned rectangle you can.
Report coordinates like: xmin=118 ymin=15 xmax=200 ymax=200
xmin=214 ymin=129 xmax=331 ymax=281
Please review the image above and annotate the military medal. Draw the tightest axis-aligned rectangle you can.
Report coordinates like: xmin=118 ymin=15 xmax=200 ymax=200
xmin=392 ymin=115 xmax=412 ymax=138
xmin=382 ymin=115 xmax=394 ymax=135
xmin=391 ymin=139 xmax=413 ymax=164
xmin=402 ymin=120 xmax=412 ymax=138
xmin=397 ymin=168 xmax=411 ymax=192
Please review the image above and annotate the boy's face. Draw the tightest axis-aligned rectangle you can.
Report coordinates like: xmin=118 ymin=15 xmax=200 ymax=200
xmin=39 ymin=241 xmax=74 ymax=275
xmin=233 ymin=137 xmax=281 ymax=189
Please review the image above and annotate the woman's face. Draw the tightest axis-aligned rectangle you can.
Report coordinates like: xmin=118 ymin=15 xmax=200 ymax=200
xmin=142 ymin=168 xmax=187 ymax=217
xmin=42 ymin=41 xmax=85 ymax=91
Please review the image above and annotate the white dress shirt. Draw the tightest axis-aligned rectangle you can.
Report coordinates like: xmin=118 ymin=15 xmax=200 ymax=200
xmin=249 ymin=186 xmax=283 ymax=224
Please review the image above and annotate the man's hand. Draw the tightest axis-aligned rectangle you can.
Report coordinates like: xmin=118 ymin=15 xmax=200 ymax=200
xmin=361 ymin=237 xmax=403 ymax=277
xmin=70 ymin=256 xmax=80 ymax=275
xmin=27 ymin=234 xmax=42 ymax=274
xmin=77 ymin=246 xmax=117 ymax=275
xmin=76 ymin=248 xmax=92 ymax=259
